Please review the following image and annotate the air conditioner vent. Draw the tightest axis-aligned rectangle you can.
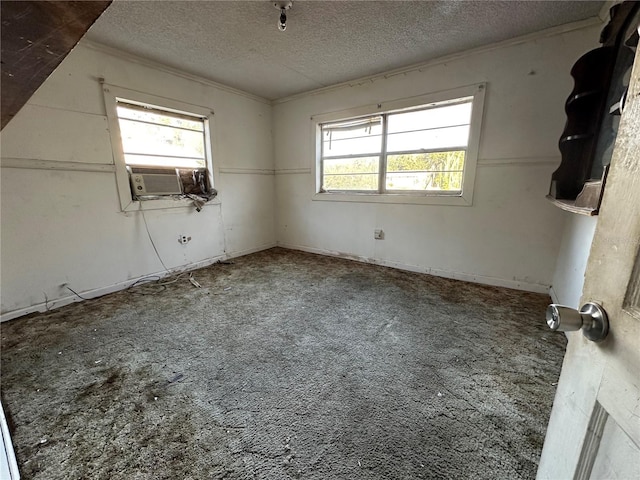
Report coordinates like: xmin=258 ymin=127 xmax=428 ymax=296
xmin=129 ymin=167 xmax=182 ymax=196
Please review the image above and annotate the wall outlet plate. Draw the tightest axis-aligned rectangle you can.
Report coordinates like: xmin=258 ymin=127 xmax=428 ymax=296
xmin=374 ymin=229 xmax=384 ymax=240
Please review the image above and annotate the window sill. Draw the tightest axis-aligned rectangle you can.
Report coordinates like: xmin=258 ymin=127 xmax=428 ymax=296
xmin=123 ymin=196 xmax=221 ymax=212
xmin=312 ymin=192 xmax=471 ymax=206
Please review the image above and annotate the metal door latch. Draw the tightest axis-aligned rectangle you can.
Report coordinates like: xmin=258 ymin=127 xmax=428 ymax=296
xmin=546 ymin=302 xmax=609 ymax=342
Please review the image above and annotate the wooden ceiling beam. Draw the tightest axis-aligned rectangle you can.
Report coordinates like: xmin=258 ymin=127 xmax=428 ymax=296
xmin=1 ymin=1 xmax=111 ymax=130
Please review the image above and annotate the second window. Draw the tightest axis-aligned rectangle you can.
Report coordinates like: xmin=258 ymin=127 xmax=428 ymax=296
xmin=320 ymin=94 xmax=476 ymax=195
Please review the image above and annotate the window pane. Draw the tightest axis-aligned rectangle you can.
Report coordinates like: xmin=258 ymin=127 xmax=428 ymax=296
xmin=385 ymin=152 xmax=465 ymax=191
xmin=124 ymin=154 xmax=205 ymax=169
xmin=324 ymin=174 xmax=379 ymax=191
xmin=386 ymin=151 xmax=465 ymax=172
xmin=386 ymin=125 xmax=470 ymax=152
xmin=323 ymin=156 xmax=379 ymax=191
xmin=118 ymin=119 xmax=206 ymax=161
xmin=386 ymin=171 xmax=463 ymax=192
xmin=387 ymin=102 xmax=472 ymax=134
xmin=323 ymin=156 xmax=379 ymax=174
xmin=117 ymin=105 xmax=203 ymax=132
xmin=322 ymin=134 xmax=382 ymax=157
xmin=317 ymin=94 xmax=478 ymax=195
xmin=322 ymin=117 xmax=383 ymax=157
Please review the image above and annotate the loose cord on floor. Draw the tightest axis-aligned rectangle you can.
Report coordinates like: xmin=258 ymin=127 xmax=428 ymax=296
xmin=127 ymin=272 xmax=195 ymax=295
xmin=60 ymin=210 xmax=185 ymax=301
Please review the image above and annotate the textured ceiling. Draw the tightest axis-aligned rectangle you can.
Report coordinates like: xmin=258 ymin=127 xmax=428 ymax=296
xmin=86 ymin=0 xmax=603 ymax=100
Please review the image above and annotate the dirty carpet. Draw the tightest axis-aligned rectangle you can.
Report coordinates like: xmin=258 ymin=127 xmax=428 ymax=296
xmin=0 ymin=248 xmax=566 ymax=479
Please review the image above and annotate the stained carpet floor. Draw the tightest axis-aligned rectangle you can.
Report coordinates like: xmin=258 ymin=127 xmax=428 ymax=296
xmin=1 ymin=248 xmax=566 ymax=479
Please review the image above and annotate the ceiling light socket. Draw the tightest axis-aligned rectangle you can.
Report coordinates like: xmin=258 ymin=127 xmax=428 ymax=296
xmin=274 ymin=1 xmax=292 ymax=11
xmin=274 ymin=1 xmax=292 ymax=31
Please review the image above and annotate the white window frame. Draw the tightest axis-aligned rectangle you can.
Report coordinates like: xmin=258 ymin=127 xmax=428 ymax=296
xmin=102 ymin=83 xmax=218 ymax=212
xmin=311 ymin=83 xmax=485 ymax=206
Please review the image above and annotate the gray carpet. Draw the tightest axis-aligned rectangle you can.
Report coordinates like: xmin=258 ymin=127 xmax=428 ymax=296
xmin=0 ymin=248 xmax=566 ymax=479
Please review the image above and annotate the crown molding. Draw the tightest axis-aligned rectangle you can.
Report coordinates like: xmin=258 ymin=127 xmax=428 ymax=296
xmin=80 ymin=39 xmax=271 ymax=105
xmin=81 ymin=15 xmax=603 ymax=108
xmin=273 ymin=17 xmax=603 ymax=105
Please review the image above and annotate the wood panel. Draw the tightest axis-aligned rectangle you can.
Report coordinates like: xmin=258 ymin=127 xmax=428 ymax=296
xmin=1 ymin=1 xmax=111 ymax=130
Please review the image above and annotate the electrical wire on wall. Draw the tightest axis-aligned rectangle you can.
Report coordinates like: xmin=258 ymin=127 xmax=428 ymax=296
xmin=50 ymin=211 xmax=171 ymax=305
xmin=130 ymin=208 xmax=205 ymax=295
xmin=66 ymin=285 xmax=88 ymax=300
xmin=140 ymin=208 xmax=170 ymax=272
xmin=218 ymin=203 xmax=229 ymax=257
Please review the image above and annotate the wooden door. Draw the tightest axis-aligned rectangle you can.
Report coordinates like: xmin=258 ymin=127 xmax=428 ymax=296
xmin=537 ymin=41 xmax=640 ymax=479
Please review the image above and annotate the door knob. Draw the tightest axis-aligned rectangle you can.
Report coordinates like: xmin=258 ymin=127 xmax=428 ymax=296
xmin=546 ymin=302 xmax=609 ymax=342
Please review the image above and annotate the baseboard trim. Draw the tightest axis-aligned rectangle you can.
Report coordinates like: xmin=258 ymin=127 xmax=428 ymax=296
xmin=2 ymin=241 xmax=546 ymax=321
xmin=0 ymin=243 xmax=277 ymax=323
xmin=225 ymin=242 xmax=278 ymax=259
xmin=277 ymin=242 xmax=550 ymax=294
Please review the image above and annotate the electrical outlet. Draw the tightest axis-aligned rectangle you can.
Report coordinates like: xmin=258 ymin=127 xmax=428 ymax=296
xmin=178 ymin=235 xmax=192 ymax=245
xmin=374 ymin=229 xmax=384 ymax=240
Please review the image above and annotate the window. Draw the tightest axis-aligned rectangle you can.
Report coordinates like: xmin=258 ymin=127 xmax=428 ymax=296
xmin=116 ymin=101 xmax=207 ymax=170
xmin=103 ymin=83 xmax=216 ymax=211
xmin=313 ymin=84 xmax=485 ymax=206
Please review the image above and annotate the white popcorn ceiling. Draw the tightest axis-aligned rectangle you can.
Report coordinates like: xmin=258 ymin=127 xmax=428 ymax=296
xmin=86 ymin=0 xmax=603 ymax=100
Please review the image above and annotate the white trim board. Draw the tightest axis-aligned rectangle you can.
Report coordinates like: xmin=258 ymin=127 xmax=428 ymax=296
xmin=478 ymin=156 xmax=559 ymax=167
xmin=310 ymin=83 xmax=486 ymax=207
xmin=0 ymin=157 xmax=559 ymax=175
xmin=1 ymin=158 xmax=116 ymax=173
xmin=1 ymin=241 xmax=550 ymax=321
xmin=101 ymin=82 xmax=220 ymax=213
xmin=0 ymin=401 xmax=19 ymax=480
xmin=277 ymin=242 xmax=551 ymax=294
xmin=275 ymin=168 xmax=312 ymax=175
xmin=219 ymin=167 xmax=275 ymax=175
xmin=273 ymin=157 xmax=559 ymax=176
xmin=0 ymin=242 xmax=276 ymax=323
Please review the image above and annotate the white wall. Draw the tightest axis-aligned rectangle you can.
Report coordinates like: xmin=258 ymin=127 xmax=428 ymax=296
xmin=550 ymin=214 xmax=598 ymax=307
xmin=1 ymin=23 xmax=603 ymax=320
xmin=0 ymin=42 xmax=276 ymax=320
xmin=273 ymin=24 xmax=601 ymax=293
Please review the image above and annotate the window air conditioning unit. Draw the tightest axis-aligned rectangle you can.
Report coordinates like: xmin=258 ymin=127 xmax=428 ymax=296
xmin=129 ymin=167 xmax=183 ymax=196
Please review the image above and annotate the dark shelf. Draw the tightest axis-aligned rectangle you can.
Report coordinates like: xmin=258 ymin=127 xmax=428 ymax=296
xmin=565 ymin=89 xmax=602 ymax=107
xmin=546 ymin=196 xmax=598 ymax=216
xmin=548 ymin=1 xmax=639 ymax=206
xmin=559 ymin=133 xmax=594 ymax=143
